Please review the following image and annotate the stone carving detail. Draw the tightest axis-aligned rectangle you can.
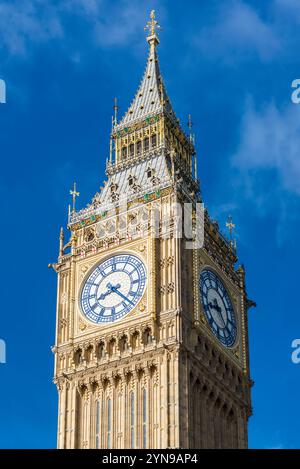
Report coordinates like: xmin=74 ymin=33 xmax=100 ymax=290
xmin=59 ymin=318 xmax=67 ymax=328
xmin=159 ymin=256 xmax=174 ymax=268
xmin=79 ymin=321 xmax=87 ymax=331
xmin=84 ymin=227 xmax=95 ymax=243
xmin=61 ymin=292 xmax=68 ymax=304
xmin=159 ymin=282 xmax=174 ymax=294
xmin=79 ymin=264 xmax=90 ymax=280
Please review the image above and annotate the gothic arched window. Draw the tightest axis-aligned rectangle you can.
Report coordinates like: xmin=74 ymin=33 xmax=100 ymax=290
xmin=98 ymin=342 xmax=106 ymax=359
xmin=119 ymin=335 xmax=128 ymax=353
xmin=83 ymin=400 xmax=88 ymax=446
xmin=144 ymin=137 xmax=149 ymax=151
xmin=75 ymin=348 xmax=83 ymax=365
xmin=131 ymin=331 xmax=139 ymax=351
xmin=128 ymin=175 xmax=134 ymax=187
xmin=95 ymin=400 xmax=100 ymax=449
xmin=142 ymin=389 xmax=147 ymax=448
xmin=107 ymin=398 xmax=111 ymax=449
xmin=85 ymin=345 xmax=93 ymax=363
xmin=144 ymin=328 xmax=152 ymax=346
xmin=108 ymin=338 xmax=116 ymax=357
xmin=147 ymin=167 xmax=153 ymax=179
xmin=130 ymin=392 xmax=135 ymax=448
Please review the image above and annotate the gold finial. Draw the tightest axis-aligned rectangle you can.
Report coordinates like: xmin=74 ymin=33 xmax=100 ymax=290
xmin=145 ymin=10 xmax=161 ymax=45
xmin=226 ymin=215 xmax=236 ymax=250
xmin=70 ymin=182 xmax=80 ymax=213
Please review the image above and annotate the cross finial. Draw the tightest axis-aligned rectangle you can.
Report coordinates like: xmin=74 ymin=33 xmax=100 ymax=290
xmin=226 ymin=215 xmax=236 ymax=250
xmin=70 ymin=182 xmax=80 ymax=212
xmin=145 ymin=10 xmax=161 ymax=46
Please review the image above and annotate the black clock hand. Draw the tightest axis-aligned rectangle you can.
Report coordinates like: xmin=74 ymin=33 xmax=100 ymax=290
xmin=209 ymin=298 xmax=222 ymax=313
xmin=209 ymin=301 xmax=222 ymax=314
xmin=218 ymin=310 xmax=226 ymax=328
xmin=209 ymin=300 xmax=226 ymax=328
xmin=215 ymin=306 xmax=227 ymax=328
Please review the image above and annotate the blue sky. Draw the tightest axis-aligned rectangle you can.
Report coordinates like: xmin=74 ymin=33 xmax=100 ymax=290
xmin=0 ymin=0 xmax=300 ymax=449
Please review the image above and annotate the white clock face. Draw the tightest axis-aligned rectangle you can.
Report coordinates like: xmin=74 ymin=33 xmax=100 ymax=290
xmin=80 ymin=253 xmax=147 ymax=324
xmin=199 ymin=269 xmax=237 ymax=347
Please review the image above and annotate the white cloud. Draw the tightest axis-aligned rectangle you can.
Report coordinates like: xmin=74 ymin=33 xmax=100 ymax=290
xmin=92 ymin=1 xmax=152 ymax=48
xmin=0 ymin=0 xmax=164 ymax=56
xmin=194 ymin=0 xmax=280 ymax=63
xmin=230 ymin=99 xmax=300 ymax=245
xmin=64 ymin=0 xmax=103 ymax=17
xmin=209 ymin=203 xmax=238 ymax=223
xmin=0 ymin=1 xmax=63 ymax=55
xmin=232 ymin=99 xmax=300 ymax=196
xmin=274 ymin=0 xmax=300 ymax=23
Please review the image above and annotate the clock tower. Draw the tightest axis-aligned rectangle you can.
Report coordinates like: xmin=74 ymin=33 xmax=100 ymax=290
xmin=50 ymin=11 xmax=253 ymax=449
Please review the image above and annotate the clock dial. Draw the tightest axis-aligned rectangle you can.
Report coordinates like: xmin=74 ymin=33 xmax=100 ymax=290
xmin=80 ymin=253 xmax=146 ymax=324
xmin=199 ymin=269 xmax=237 ymax=347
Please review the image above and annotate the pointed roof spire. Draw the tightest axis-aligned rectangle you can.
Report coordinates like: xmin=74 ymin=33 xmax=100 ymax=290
xmin=115 ymin=10 xmax=177 ymax=130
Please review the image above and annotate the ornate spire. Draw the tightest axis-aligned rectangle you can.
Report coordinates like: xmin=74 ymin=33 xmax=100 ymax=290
xmin=115 ymin=10 xmax=176 ymax=130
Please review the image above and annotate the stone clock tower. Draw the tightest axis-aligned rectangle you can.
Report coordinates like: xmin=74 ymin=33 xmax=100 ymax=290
xmin=50 ymin=11 xmax=254 ymax=449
